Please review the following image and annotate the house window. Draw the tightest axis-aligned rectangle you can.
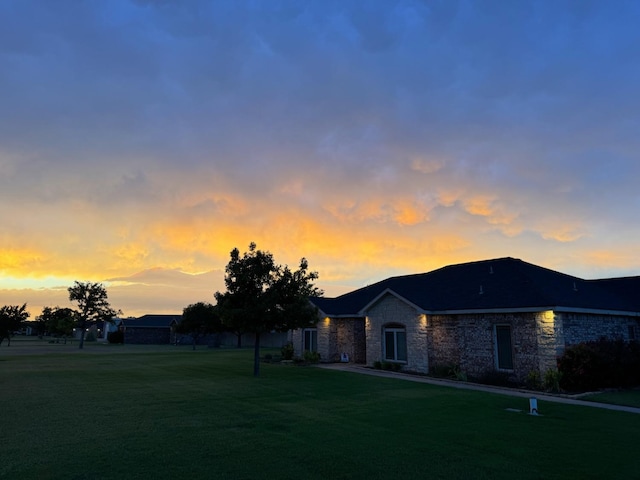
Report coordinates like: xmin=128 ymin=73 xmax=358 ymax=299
xmin=383 ymin=324 xmax=407 ymax=363
xmin=495 ymin=325 xmax=514 ymax=370
xmin=303 ymin=328 xmax=317 ymax=352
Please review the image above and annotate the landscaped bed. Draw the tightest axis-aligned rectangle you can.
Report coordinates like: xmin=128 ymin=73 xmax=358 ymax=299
xmin=1 ymin=342 xmax=639 ymax=479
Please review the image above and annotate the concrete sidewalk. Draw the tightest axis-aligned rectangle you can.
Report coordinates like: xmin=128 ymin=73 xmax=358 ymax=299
xmin=318 ymin=363 xmax=640 ymax=415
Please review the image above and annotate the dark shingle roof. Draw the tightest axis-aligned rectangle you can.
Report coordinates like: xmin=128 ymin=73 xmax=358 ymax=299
xmin=311 ymin=258 xmax=640 ymax=316
xmin=590 ymin=276 xmax=640 ymax=311
xmin=124 ymin=314 xmax=181 ymax=328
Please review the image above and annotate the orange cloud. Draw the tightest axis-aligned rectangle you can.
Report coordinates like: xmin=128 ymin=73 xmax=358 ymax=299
xmin=462 ymin=196 xmax=496 ymax=217
xmin=0 ymin=248 xmax=43 ymax=272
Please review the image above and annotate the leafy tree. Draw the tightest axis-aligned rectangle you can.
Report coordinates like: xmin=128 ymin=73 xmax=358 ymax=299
xmin=0 ymin=304 xmax=30 ymax=346
xmin=68 ymin=282 xmax=118 ymax=349
xmin=38 ymin=306 xmax=77 ymax=343
xmin=176 ymin=302 xmax=222 ymax=350
xmin=33 ymin=313 xmax=49 ymax=337
xmin=214 ymin=242 xmax=323 ymax=377
xmin=37 ymin=306 xmax=56 ymax=336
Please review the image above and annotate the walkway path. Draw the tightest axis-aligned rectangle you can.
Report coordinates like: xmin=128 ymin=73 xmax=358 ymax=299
xmin=318 ymin=363 xmax=640 ymax=415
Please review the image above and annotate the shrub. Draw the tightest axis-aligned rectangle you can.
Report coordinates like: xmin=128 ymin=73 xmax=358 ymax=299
xmin=451 ymin=365 xmax=467 ymax=381
xmin=373 ymin=361 xmax=382 ymax=369
xmin=380 ymin=361 xmax=402 ymax=372
xmin=430 ymin=364 xmax=452 ymax=378
xmin=303 ymin=350 xmax=320 ymax=364
xmin=429 ymin=364 xmax=467 ymax=381
xmin=543 ymin=369 xmax=562 ymax=393
xmin=558 ymin=338 xmax=640 ymax=392
xmin=281 ymin=342 xmax=294 ymax=360
xmin=525 ymin=370 xmax=542 ymax=390
xmin=107 ymin=331 xmax=124 ymax=344
xmin=476 ymin=370 xmax=514 ymax=387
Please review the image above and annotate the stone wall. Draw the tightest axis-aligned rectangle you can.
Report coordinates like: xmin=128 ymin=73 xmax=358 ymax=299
xmin=328 ymin=318 xmax=365 ymax=363
xmin=535 ymin=310 xmax=564 ymax=373
xmin=353 ymin=294 xmax=550 ymax=380
xmin=365 ymin=294 xmax=429 ymax=373
xmin=427 ymin=315 xmax=460 ymax=369
xmin=426 ymin=313 xmax=542 ymax=382
xmin=289 ymin=327 xmax=303 ymax=356
xmin=290 ymin=317 xmax=365 ymax=363
xmin=559 ymin=313 xmax=640 ymax=346
xmin=291 ymin=302 xmax=640 ymax=383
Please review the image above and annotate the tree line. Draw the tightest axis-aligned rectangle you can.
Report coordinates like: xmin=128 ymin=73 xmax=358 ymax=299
xmin=0 ymin=281 xmax=119 ymax=349
xmin=2 ymin=242 xmax=323 ymax=377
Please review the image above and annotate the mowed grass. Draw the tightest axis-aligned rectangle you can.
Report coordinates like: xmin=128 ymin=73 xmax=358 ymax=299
xmin=2 ymin=345 xmax=640 ymax=479
xmin=582 ymin=389 xmax=640 ymax=409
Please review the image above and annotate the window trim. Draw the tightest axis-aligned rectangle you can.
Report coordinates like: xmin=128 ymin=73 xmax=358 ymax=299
xmin=383 ymin=323 xmax=407 ymax=363
xmin=303 ymin=328 xmax=317 ymax=353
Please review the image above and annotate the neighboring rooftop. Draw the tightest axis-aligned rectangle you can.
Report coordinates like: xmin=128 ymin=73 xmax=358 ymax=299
xmin=123 ymin=314 xmax=181 ymax=328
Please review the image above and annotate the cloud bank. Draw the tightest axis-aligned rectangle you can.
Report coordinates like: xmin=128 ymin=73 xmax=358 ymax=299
xmin=1 ymin=0 xmax=639 ymax=316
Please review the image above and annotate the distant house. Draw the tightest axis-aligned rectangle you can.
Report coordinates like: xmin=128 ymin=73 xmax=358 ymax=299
xmin=124 ymin=315 xmax=181 ymax=345
xmin=101 ymin=318 xmax=123 ymax=340
xmin=121 ymin=314 xmax=289 ymax=347
xmin=290 ymin=257 xmax=640 ymax=382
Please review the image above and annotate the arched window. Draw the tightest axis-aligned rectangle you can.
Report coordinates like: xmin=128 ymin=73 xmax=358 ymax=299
xmin=383 ymin=323 xmax=407 ymax=362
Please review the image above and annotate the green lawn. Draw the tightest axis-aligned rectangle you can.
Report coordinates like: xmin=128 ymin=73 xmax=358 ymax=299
xmin=1 ymin=343 xmax=639 ymax=479
xmin=582 ymin=389 xmax=640 ymax=409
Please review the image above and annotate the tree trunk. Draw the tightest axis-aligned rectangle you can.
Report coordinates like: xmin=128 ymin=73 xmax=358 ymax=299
xmin=253 ymin=332 xmax=261 ymax=377
xmin=79 ymin=325 xmax=85 ymax=349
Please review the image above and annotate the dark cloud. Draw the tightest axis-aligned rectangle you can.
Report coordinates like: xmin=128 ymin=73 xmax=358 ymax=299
xmin=2 ymin=0 xmax=640 ymax=315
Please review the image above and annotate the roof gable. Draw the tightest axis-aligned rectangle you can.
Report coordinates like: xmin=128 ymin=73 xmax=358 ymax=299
xmin=358 ymin=288 xmax=425 ymax=315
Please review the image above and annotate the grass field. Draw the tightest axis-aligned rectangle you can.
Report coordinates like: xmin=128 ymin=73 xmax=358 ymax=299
xmin=1 ymin=341 xmax=640 ymax=479
xmin=582 ymin=389 xmax=640 ymax=409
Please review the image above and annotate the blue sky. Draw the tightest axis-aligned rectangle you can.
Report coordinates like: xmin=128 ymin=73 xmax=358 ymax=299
xmin=1 ymin=0 xmax=639 ymax=317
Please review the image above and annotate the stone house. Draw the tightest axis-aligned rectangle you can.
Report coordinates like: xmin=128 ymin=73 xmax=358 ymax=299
xmin=289 ymin=258 xmax=640 ymax=382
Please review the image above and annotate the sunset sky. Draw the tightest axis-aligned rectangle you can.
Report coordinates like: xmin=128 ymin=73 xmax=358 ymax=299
xmin=2 ymin=0 xmax=639 ymax=318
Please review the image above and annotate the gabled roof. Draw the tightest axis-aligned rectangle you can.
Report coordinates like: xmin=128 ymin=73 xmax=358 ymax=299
xmin=311 ymin=258 xmax=640 ymax=317
xmin=124 ymin=314 xmax=181 ymax=328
